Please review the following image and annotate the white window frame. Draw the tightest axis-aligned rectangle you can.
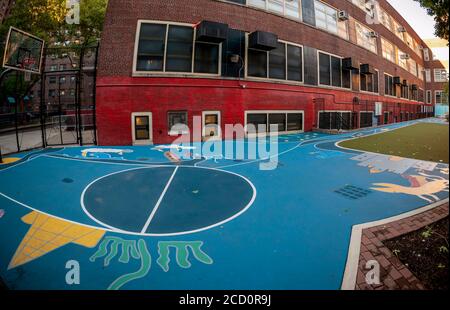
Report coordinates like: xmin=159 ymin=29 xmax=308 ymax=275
xmin=202 ymin=110 xmax=222 ymax=140
xmin=244 ymin=110 xmax=305 ymax=137
xmin=131 ymin=112 xmax=153 ymax=145
xmin=133 ymin=20 xmax=222 ymax=77
xmin=435 ymin=90 xmax=443 ymax=104
xmin=425 ymin=69 xmax=431 ymax=82
xmin=423 ymin=48 xmax=430 ymax=61
xmin=314 ymin=0 xmax=348 ymax=39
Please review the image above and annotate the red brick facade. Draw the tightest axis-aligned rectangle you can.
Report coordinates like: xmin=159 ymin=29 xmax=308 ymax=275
xmin=96 ymin=0 xmax=445 ymax=145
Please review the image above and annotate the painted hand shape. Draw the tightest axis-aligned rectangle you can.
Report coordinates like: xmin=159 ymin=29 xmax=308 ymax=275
xmin=157 ymin=241 xmax=213 ymax=272
xmin=90 ymin=236 xmax=151 ymax=290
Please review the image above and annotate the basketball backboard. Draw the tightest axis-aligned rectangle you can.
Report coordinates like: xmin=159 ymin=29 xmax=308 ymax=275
xmin=2 ymin=27 xmax=45 ymax=74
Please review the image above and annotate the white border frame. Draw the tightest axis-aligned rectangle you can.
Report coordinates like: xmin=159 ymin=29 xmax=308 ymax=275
xmin=131 ymin=112 xmax=153 ymax=145
xmin=2 ymin=27 xmax=45 ymax=74
xmin=202 ymin=110 xmax=222 ymax=140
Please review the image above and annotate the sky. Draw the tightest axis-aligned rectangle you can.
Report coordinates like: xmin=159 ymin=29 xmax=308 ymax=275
xmin=387 ymin=0 xmax=437 ymax=39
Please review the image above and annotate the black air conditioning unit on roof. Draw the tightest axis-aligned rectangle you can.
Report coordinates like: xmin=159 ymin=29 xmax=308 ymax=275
xmin=360 ymin=64 xmax=375 ymax=75
xmin=196 ymin=21 xmax=229 ymax=43
xmin=248 ymin=31 xmax=278 ymax=51
xmin=342 ymin=58 xmax=359 ymax=71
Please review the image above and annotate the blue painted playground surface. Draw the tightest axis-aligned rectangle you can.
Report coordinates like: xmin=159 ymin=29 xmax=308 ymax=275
xmin=0 ymin=119 xmax=448 ymax=290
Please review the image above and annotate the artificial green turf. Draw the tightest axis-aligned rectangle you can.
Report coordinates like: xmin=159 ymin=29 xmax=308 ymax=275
xmin=339 ymin=123 xmax=449 ymax=163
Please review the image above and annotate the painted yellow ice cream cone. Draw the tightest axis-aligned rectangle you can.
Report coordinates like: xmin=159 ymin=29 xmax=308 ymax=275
xmin=9 ymin=211 xmax=105 ymax=270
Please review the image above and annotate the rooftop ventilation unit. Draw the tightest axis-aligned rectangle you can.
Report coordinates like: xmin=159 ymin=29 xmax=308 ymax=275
xmin=196 ymin=21 xmax=228 ymax=43
xmin=248 ymin=31 xmax=278 ymax=51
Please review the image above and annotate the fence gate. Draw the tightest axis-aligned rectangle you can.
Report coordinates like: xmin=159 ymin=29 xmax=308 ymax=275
xmin=0 ymin=45 xmax=98 ymax=157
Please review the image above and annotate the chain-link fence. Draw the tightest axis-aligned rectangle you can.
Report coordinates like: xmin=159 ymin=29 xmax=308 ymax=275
xmin=0 ymin=44 xmax=98 ymax=156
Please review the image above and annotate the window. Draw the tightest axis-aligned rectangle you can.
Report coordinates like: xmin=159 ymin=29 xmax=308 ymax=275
xmin=48 ymin=89 xmax=57 ymax=97
xmin=318 ymin=52 xmax=348 ymax=88
xmin=59 ymin=77 xmax=66 ymax=84
xmin=49 ymin=76 xmax=56 ymax=84
xmin=248 ymin=0 xmax=301 ymax=19
xmin=71 ymin=76 xmax=76 ymax=82
xmin=246 ymin=113 xmax=268 ymax=134
xmin=426 ymin=90 xmax=432 ymax=104
xmin=135 ymin=22 xmax=221 ymax=75
xmin=246 ymin=111 xmax=303 ymax=134
xmin=397 ymin=49 xmax=408 ymax=70
xmin=314 ymin=1 xmax=348 ymax=39
xmin=168 ymin=111 xmax=188 ymax=135
xmin=404 ymin=33 xmax=414 ymax=48
xmin=425 ymin=69 xmax=431 ymax=82
xmin=351 ymin=0 xmax=374 ymax=17
xmin=269 ymin=42 xmax=286 ymax=79
xmin=360 ymin=67 xmax=378 ymax=94
xmin=355 ymin=22 xmax=377 ymax=53
xmin=384 ymin=74 xmax=396 ymax=97
xmin=287 ymin=45 xmax=303 ymax=82
xmin=434 ymin=69 xmax=448 ymax=82
xmin=392 ymin=19 xmax=405 ymax=41
xmin=360 ymin=112 xmax=373 ymax=128
xmin=247 ymin=40 xmax=303 ymax=82
xmin=435 ymin=91 xmax=448 ymax=104
xmin=379 ymin=9 xmax=393 ymax=31
xmin=59 ymin=64 xmax=66 ymax=71
xmin=423 ymin=48 xmax=430 ymax=61
xmin=50 ymin=65 xmax=57 ymax=71
xmin=408 ymin=59 xmax=417 ymax=76
xmin=132 ymin=113 xmax=152 ymax=144
xmin=166 ymin=25 xmax=194 ymax=72
xmin=318 ymin=111 xmax=352 ymax=130
xmin=134 ymin=116 xmax=150 ymax=140
xmin=136 ymin=23 xmax=166 ymax=71
xmin=381 ymin=38 xmax=396 ymax=63
xmin=417 ymin=64 xmax=424 ymax=80
xmin=194 ymin=42 xmax=220 ymax=74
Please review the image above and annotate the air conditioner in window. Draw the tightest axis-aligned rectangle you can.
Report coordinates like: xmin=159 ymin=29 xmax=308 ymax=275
xmin=338 ymin=11 xmax=349 ymax=21
xmin=397 ymin=26 xmax=407 ymax=32
xmin=400 ymin=54 xmax=411 ymax=60
xmin=368 ymin=31 xmax=379 ymax=38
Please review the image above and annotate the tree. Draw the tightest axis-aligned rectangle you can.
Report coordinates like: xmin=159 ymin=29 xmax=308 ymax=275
xmin=414 ymin=0 xmax=449 ymax=43
xmin=443 ymin=82 xmax=449 ymax=105
xmin=0 ymin=0 xmax=108 ymax=47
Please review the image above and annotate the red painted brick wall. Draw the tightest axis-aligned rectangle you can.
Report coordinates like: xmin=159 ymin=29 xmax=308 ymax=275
xmin=96 ymin=0 xmax=439 ymax=146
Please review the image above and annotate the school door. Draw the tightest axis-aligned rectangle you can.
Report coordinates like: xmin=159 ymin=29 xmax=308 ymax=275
xmin=131 ymin=112 xmax=153 ymax=145
xmin=202 ymin=111 xmax=221 ymax=141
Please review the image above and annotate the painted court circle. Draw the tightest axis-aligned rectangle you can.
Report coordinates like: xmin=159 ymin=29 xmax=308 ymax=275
xmin=81 ymin=166 xmax=257 ymax=236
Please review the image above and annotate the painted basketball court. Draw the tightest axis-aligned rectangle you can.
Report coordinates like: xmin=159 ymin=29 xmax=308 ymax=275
xmin=0 ymin=119 xmax=448 ymax=290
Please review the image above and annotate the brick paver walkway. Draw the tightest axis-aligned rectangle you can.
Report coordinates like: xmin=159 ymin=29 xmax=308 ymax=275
xmin=356 ymin=202 xmax=449 ymax=290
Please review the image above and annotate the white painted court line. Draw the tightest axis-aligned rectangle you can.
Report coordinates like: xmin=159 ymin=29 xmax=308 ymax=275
xmin=140 ymin=166 xmax=179 ymax=234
